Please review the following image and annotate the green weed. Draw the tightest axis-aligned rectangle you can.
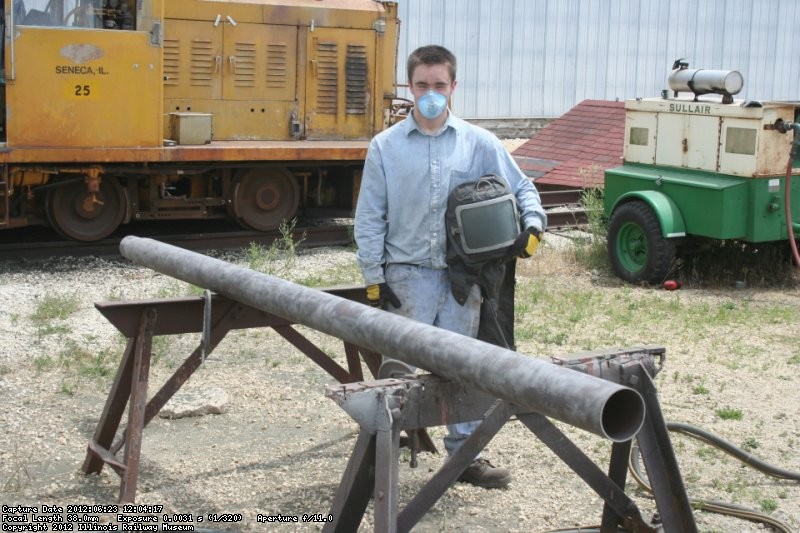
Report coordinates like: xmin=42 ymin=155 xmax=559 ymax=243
xmin=572 ymin=188 xmax=610 ymax=272
xmin=741 ymin=437 xmax=759 ymax=451
xmin=247 ymin=218 xmax=306 ymax=278
xmin=760 ymin=498 xmax=778 ymax=513
xmin=0 ymin=446 xmax=31 ymax=493
xmin=30 ymin=293 xmax=79 ymax=322
xmin=715 ymin=407 xmax=743 ymax=421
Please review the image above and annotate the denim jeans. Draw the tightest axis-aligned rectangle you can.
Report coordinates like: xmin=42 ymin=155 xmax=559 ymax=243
xmin=384 ymin=264 xmax=482 ymax=456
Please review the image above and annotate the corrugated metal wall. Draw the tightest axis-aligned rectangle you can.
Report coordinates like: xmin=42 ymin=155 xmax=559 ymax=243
xmin=395 ymin=0 xmax=800 ymax=119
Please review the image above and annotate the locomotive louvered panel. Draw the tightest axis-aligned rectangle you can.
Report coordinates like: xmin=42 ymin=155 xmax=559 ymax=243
xmin=190 ymin=39 xmax=215 ymax=87
xmin=315 ymin=42 xmax=339 ymax=115
xmin=163 ymin=38 xmax=180 ymax=86
xmin=266 ymin=43 xmax=288 ymax=88
xmin=233 ymin=41 xmax=257 ymax=87
xmin=345 ymin=44 xmax=368 ymax=115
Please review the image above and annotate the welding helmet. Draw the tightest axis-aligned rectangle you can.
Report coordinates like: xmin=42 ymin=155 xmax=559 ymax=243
xmin=448 ymin=175 xmax=521 ymax=256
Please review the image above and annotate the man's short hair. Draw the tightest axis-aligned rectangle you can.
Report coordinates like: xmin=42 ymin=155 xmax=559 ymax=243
xmin=407 ymin=45 xmax=457 ymax=83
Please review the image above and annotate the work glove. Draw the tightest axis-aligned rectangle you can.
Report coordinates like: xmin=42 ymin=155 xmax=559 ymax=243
xmin=510 ymin=227 xmax=543 ymax=258
xmin=366 ymin=282 xmax=402 ymax=309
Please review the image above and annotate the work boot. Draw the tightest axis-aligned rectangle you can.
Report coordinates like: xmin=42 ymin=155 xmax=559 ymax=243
xmin=457 ymin=458 xmax=512 ymax=489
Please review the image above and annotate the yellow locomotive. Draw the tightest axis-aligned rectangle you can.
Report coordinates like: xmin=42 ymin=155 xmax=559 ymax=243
xmin=0 ymin=0 xmax=400 ymax=240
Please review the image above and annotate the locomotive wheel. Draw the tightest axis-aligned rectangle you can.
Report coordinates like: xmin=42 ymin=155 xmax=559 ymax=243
xmin=607 ymin=200 xmax=675 ymax=284
xmin=46 ymin=176 xmax=126 ymax=241
xmin=231 ymin=168 xmax=299 ymax=231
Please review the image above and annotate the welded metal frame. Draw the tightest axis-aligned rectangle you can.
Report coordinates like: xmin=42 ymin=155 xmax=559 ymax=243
xmin=81 ymin=289 xmax=434 ymax=503
xmin=87 ymin=237 xmax=697 ymax=530
xmin=324 ymin=347 xmax=698 ymax=533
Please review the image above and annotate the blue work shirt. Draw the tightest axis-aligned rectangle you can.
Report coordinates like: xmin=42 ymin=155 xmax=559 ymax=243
xmin=354 ymin=112 xmax=547 ymax=285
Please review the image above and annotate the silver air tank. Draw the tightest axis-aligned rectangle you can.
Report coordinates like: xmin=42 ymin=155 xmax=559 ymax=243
xmin=668 ymin=68 xmax=744 ymax=103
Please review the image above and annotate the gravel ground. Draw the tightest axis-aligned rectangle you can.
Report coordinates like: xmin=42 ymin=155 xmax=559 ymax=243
xmin=1 ymin=238 xmax=799 ymax=532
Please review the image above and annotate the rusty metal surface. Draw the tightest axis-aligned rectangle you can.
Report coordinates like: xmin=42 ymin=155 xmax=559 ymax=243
xmin=539 ymin=188 xmax=589 ymax=229
xmin=119 ymin=308 xmax=156 ymax=504
xmin=95 ymin=287 xmax=365 ymax=338
xmin=83 ymin=287 xmax=391 ymax=503
xmin=82 ymin=338 xmax=137 ymax=476
xmin=634 ymin=367 xmax=698 ymax=533
xmin=539 ymin=188 xmax=583 ymax=206
xmin=326 ymin=349 xmax=694 ymax=532
xmin=0 ymin=140 xmax=370 ymax=165
xmin=120 ymin=235 xmax=645 ymax=442
xmin=327 ymin=376 xmax=503 ymax=434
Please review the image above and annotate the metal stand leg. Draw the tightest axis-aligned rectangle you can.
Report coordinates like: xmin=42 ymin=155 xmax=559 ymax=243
xmin=82 ymin=337 xmax=136 ymax=476
xmin=119 ymin=308 xmax=157 ymax=503
xmin=323 ymin=430 xmax=377 ymax=533
xmin=518 ymin=412 xmax=651 ymax=531
xmin=601 ymin=440 xmax=633 ymax=532
xmin=374 ymin=420 xmax=402 ymax=532
xmin=397 ymin=401 xmax=511 ymax=533
xmin=635 ymin=369 xmax=697 ymax=533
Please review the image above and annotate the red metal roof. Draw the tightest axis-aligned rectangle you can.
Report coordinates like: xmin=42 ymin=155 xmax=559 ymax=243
xmin=513 ymin=99 xmax=625 ymax=189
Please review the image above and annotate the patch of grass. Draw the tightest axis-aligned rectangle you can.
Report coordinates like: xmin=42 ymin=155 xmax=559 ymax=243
xmin=35 ymin=323 xmax=71 ymax=337
xmin=30 ymin=293 xmax=80 ymax=322
xmin=105 ymin=288 xmax=124 ymax=301
xmin=45 ymin=339 xmax=118 ymax=383
xmin=60 ymin=382 xmax=77 ymax=396
xmin=0 ymin=446 xmax=32 ymax=493
xmin=247 ymin=218 xmax=306 ymax=277
xmin=33 ymin=355 xmax=54 ymax=372
xmin=678 ymin=239 xmax=797 ymax=289
xmin=741 ymin=437 xmax=759 ymax=451
xmin=572 ymin=188 xmax=610 ymax=272
xmin=692 ymin=383 xmax=709 ymax=395
xmin=697 ymin=446 xmax=716 ymax=461
xmin=715 ymin=407 xmax=743 ymax=421
xmin=760 ymin=498 xmax=778 ymax=513
xmin=297 ymin=259 xmax=362 ymax=287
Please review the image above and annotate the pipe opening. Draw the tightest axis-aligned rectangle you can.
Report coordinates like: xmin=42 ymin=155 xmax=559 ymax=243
xmin=601 ymin=388 xmax=645 ymax=442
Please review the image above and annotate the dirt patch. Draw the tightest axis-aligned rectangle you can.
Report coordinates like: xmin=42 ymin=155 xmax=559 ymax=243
xmin=1 ymin=245 xmax=798 ymax=532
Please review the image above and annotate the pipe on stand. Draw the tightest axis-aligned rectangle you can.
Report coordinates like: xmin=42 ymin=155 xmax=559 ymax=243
xmin=120 ymin=236 xmax=645 ymax=442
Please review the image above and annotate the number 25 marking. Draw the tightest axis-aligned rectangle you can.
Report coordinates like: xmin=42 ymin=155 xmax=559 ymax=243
xmin=74 ymin=85 xmax=90 ymax=96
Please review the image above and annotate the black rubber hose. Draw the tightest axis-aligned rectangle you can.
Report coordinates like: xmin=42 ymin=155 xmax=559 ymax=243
xmin=666 ymin=422 xmax=800 ymax=481
xmin=628 ymin=422 xmax=799 ymax=533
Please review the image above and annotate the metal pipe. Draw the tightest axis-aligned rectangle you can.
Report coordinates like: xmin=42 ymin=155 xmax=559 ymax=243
xmin=120 ymin=236 xmax=645 ymax=442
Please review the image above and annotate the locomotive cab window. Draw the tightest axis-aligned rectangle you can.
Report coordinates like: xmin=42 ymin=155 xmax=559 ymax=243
xmin=14 ymin=0 xmax=136 ymax=30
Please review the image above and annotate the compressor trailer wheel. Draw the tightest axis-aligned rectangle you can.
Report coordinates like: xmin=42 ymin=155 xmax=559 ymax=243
xmin=607 ymin=200 xmax=676 ymax=284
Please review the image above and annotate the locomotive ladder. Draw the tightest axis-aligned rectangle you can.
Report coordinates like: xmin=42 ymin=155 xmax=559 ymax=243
xmin=81 ymin=289 xmax=436 ymax=504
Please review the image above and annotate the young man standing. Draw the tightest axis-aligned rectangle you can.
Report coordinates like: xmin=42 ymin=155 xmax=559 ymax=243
xmin=354 ymin=45 xmax=546 ymax=489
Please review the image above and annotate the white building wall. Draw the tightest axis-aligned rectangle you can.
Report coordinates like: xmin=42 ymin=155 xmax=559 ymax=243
xmin=395 ymin=0 xmax=800 ymax=119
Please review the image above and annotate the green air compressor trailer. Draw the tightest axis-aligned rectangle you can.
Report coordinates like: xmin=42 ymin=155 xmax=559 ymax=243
xmin=603 ymin=63 xmax=800 ymax=283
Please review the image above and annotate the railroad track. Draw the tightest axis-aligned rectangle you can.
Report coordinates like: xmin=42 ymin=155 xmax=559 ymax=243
xmin=539 ymin=189 xmax=590 ymax=229
xmin=0 ymin=190 xmax=588 ymax=262
xmin=0 ymin=220 xmax=353 ymax=262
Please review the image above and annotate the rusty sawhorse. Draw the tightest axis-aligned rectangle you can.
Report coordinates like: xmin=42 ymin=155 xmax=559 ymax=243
xmin=81 ymin=288 xmax=436 ymax=503
xmin=323 ymin=347 xmax=698 ymax=533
